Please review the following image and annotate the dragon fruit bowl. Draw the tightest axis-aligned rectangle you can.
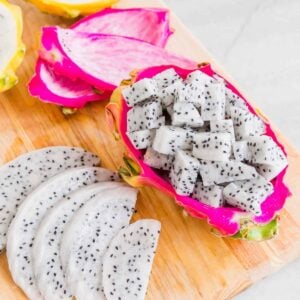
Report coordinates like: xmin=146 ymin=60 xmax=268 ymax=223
xmin=106 ymin=64 xmax=290 ymax=241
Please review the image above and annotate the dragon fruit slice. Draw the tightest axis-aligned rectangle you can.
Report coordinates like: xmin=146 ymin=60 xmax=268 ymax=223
xmin=40 ymin=27 xmax=197 ymax=92
xmin=102 ymin=219 xmax=161 ymax=300
xmin=192 ymin=132 xmax=232 ymax=161
xmin=192 ymin=182 xmax=224 ymax=208
xmin=0 ymin=146 xmax=99 ymax=251
xmin=170 ymin=150 xmax=200 ymax=195
xmin=223 ymin=176 xmax=274 ymax=215
xmin=225 ymin=88 xmax=247 ymax=118
xmin=153 ymin=67 xmax=181 ymax=90
xmin=60 ymin=186 xmax=137 ymax=300
xmin=144 ymin=148 xmax=174 ymax=171
xmin=6 ymin=167 xmax=119 ymax=300
xmin=29 ymin=7 xmax=173 ymax=108
xmin=106 ymin=64 xmax=290 ymax=240
xmin=210 ymin=119 xmax=235 ymax=141
xmin=171 ymin=102 xmax=203 ymax=127
xmin=127 ymin=130 xmax=155 ymax=150
xmin=32 ymin=182 xmax=124 ymax=300
xmin=152 ymin=126 xmax=193 ymax=155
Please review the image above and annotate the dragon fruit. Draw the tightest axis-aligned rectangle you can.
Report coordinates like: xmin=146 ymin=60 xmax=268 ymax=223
xmin=172 ymin=102 xmax=203 ymax=127
xmin=170 ymin=150 xmax=200 ymax=195
xmin=144 ymin=148 xmax=174 ymax=171
xmin=0 ymin=146 xmax=99 ymax=251
xmin=192 ymin=132 xmax=232 ymax=161
xmin=152 ymin=126 xmax=193 ymax=155
xmin=160 ymin=80 xmax=184 ymax=107
xmin=223 ymin=176 xmax=274 ymax=215
xmin=232 ymin=140 xmax=252 ymax=161
xmin=210 ymin=119 xmax=235 ymax=141
xmin=106 ymin=64 xmax=290 ymax=240
xmin=0 ymin=0 xmax=25 ymax=92
xmin=201 ymin=81 xmax=226 ymax=121
xmin=40 ymin=27 xmax=197 ymax=92
xmin=29 ymin=7 xmax=173 ymax=108
xmin=127 ymin=130 xmax=155 ymax=150
xmin=231 ymin=106 xmax=266 ymax=140
xmin=127 ymin=98 xmax=163 ymax=132
xmin=224 ymin=88 xmax=247 ymax=118
xmin=153 ymin=67 xmax=181 ymax=89
xmin=6 ymin=167 xmax=119 ymax=300
xmin=102 ymin=219 xmax=161 ymax=300
xmin=192 ymin=182 xmax=224 ymax=208
xmin=60 ymin=186 xmax=137 ymax=300
xmin=32 ymin=182 xmax=124 ymax=300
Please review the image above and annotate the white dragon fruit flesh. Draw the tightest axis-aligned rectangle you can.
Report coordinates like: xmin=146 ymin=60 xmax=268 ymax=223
xmin=127 ymin=129 xmax=155 ymax=149
xmin=60 ymin=186 xmax=137 ymax=300
xmin=210 ymin=119 xmax=235 ymax=141
xmin=198 ymin=159 xmax=259 ymax=187
xmin=153 ymin=68 xmax=181 ymax=90
xmin=192 ymin=181 xmax=224 ymax=208
xmin=0 ymin=146 xmax=99 ymax=251
xmin=225 ymin=88 xmax=247 ymax=118
xmin=171 ymin=102 xmax=203 ymax=128
xmin=223 ymin=176 xmax=274 ymax=215
xmin=122 ymin=78 xmax=158 ymax=107
xmin=127 ymin=98 xmax=163 ymax=132
xmin=201 ymin=82 xmax=226 ymax=121
xmin=232 ymin=140 xmax=252 ymax=161
xmin=192 ymin=132 xmax=232 ymax=161
xmin=160 ymin=80 xmax=184 ymax=107
xmin=144 ymin=148 xmax=174 ymax=171
xmin=6 ymin=167 xmax=119 ymax=300
xmin=32 ymin=182 xmax=124 ymax=300
xmin=102 ymin=219 xmax=161 ymax=300
xmin=152 ymin=126 xmax=193 ymax=155
xmin=169 ymin=150 xmax=200 ymax=195
xmin=231 ymin=106 xmax=265 ymax=140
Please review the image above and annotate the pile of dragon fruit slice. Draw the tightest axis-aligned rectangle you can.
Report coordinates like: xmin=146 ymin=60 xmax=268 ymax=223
xmin=29 ymin=7 xmax=198 ymax=108
xmin=122 ymin=68 xmax=288 ymax=216
xmin=0 ymin=147 xmax=160 ymax=300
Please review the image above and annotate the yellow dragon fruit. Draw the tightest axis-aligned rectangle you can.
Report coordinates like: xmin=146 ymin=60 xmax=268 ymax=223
xmin=28 ymin=0 xmax=119 ymax=18
xmin=0 ymin=0 xmax=25 ymax=93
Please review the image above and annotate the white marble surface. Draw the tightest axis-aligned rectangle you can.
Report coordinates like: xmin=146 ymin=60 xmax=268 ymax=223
xmin=165 ymin=0 xmax=300 ymax=299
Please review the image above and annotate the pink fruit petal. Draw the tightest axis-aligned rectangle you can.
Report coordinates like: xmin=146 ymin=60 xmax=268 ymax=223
xmin=40 ymin=27 xmax=197 ymax=91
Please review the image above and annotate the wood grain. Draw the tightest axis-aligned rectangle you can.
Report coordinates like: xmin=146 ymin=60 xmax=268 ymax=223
xmin=0 ymin=0 xmax=300 ymax=299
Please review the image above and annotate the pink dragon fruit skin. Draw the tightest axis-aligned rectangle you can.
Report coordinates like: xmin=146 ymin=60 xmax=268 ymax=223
xmin=106 ymin=64 xmax=291 ymax=238
xmin=39 ymin=27 xmax=197 ymax=92
xmin=72 ymin=8 xmax=173 ymax=48
xmin=28 ymin=60 xmax=110 ymax=108
xmin=29 ymin=8 xmax=174 ymax=108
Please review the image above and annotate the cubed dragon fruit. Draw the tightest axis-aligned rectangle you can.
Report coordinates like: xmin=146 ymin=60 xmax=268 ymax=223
xmin=223 ymin=176 xmax=274 ymax=215
xmin=127 ymin=129 xmax=155 ymax=149
xmin=169 ymin=150 xmax=200 ymax=195
xmin=152 ymin=126 xmax=193 ymax=155
xmin=160 ymin=80 xmax=184 ymax=107
xmin=232 ymin=140 xmax=252 ymax=161
xmin=192 ymin=181 xmax=224 ymax=208
xmin=210 ymin=119 xmax=235 ymax=141
xmin=231 ymin=107 xmax=265 ymax=140
xmin=127 ymin=98 xmax=163 ymax=132
xmin=153 ymin=68 xmax=181 ymax=89
xmin=171 ymin=102 xmax=203 ymax=128
xmin=225 ymin=88 xmax=247 ymax=118
xmin=122 ymin=78 xmax=158 ymax=107
xmin=201 ymin=82 xmax=226 ymax=121
xmin=192 ymin=132 xmax=232 ymax=161
xmin=144 ymin=148 xmax=174 ymax=171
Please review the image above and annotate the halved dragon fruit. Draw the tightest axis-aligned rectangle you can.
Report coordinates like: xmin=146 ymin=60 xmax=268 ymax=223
xmin=29 ymin=8 xmax=174 ymax=108
xmin=39 ymin=27 xmax=197 ymax=92
xmin=106 ymin=64 xmax=290 ymax=240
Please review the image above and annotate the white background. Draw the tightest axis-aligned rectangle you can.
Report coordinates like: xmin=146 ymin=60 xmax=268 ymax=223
xmin=165 ymin=0 xmax=300 ymax=299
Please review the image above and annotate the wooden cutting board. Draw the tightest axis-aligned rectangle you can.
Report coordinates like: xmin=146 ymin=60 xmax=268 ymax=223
xmin=0 ymin=0 xmax=300 ymax=299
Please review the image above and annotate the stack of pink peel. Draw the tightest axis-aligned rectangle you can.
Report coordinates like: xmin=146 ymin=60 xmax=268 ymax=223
xmin=29 ymin=8 xmax=198 ymax=108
